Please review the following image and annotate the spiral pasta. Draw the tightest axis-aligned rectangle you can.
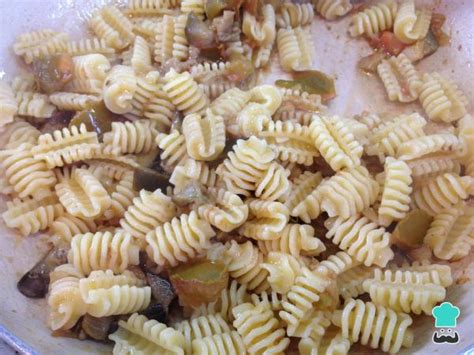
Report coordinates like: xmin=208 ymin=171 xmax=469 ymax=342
xmin=235 ymin=103 xmax=272 ymax=137
xmin=163 ymin=69 xmax=208 ymax=115
xmin=51 ymin=214 xmax=97 ymax=243
xmin=424 ymin=201 xmax=474 ymax=260
xmin=366 ymin=113 xmax=426 ymax=161
xmin=277 ymin=26 xmax=313 ymax=72
xmin=418 ymin=72 xmax=468 ymax=123
xmin=109 ymin=313 xmax=186 ymax=354
xmin=68 ymin=231 xmax=140 ymax=275
xmin=0 ymin=143 xmax=57 ymax=199
xmin=392 ymin=261 xmax=453 ymax=287
xmin=90 ymin=6 xmax=135 ymax=49
xmin=0 ymin=81 xmax=17 ymax=128
xmin=156 ymin=129 xmax=190 ymax=168
xmin=318 ymin=166 xmax=380 ymax=219
xmin=325 ymin=215 xmax=394 ymax=267
xmin=192 ymin=331 xmax=245 ymax=355
xmin=251 ymin=85 xmax=283 ymax=114
xmin=103 ymin=65 xmax=138 ymax=114
xmin=154 ymin=15 xmax=175 ymax=64
xmin=199 ymin=82 xmax=236 ymax=101
xmin=349 ymin=1 xmax=398 ymax=37
xmin=13 ymin=29 xmax=69 ymax=64
xmin=239 ymin=199 xmax=289 ymax=241
xmin=123 ymin=35 xmax=152 ymax=74
xmin=225 ymin=240 xmax=270 ymax=293
xmin=310 ymin=115 xmax=363 ymax=171
xmin=182 ymin=111 xmax=226 ymax=161
xmin=181 ymin=0 xmax=205 ymax=18
xmin=72 ymin=54 xmax=110 ymax=83
xmin=314 ymin=0 xmax=352 ymax=20
xmin=11 ymin=73 xmax=37 ymax=93
xmin=103 ymin=120 xmax=158 ymax=156
xmin=210 ymin=87 xmax=252 ymax=123
xmin=120 ymin=188 xmax=177 ymax=239
xmin=125 ymin=0 xmax=179 ymax=16
xmin=277 ymin=3 xmax=314 ymax=29
xmin=299 ymin=329 xmax=351 ymax=355
xmin=337 ymin=265 xmax=376 ymax=300
xmin=49 ymin=92 xmax=100 ymax=111
xmin=146 ymin=211 xmax=215 ymax=267
xmin=102 ymin=171 xmax=137 ymax=220
xmin=378 ymin=157 xmax=413 ymax=226
xmin=170 ymin=158 xmax=217 ymax=192
xmin=172 ymin=14 xmax=189 ymax=61
xmin=407 ymin=155 xmax=461 ymax=183
xmin=261 ymin=252 xmax=306 ymax=294
xmin=66 ymin=37 xmax=116 ymax=58
xmin=48 ymin=276 xmax=87 ymax=331
xmin=286 ymin=171 xmax=323 ymax=216
xmin=258 ymin=223 xmax=326 ymax=257
xmin=2 ymin=195 xmax=64 ymax=236
xmin=79 ymin=270 xmax=151 ymax=317
xmin=413 ymin=173 xmax=472 ymax=216
xmin=394 ymin=0 xmax=432 ymax=44
xmin=333 ymin=299 xmax=413 ymax=353
xmin=232 ymin=301 xmax=290 ymax=354
xmin=198 ymin=188 xmax=248 ymax=232
xmin=15 ymin=91 xmax=56 ymax=119
xmin=55 ymin=167 xmax=112 ymax=219
xmin=243 ymin=5 xmax=276 ymax=46
xmin=377 ymin=53 xmax=422 ymax=102
xmin=217 ymin=137 xmax=276 ymax=196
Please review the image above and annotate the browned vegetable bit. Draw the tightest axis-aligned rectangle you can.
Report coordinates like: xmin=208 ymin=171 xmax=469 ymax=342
xmin=391 ymin=209 xmax=433 ymax=250
xmin=69 ymin=102 xmax=120 ymax=140
xmin=358 ymin=51 xmax=387 ymax=74
xmin=172 ymin=181 xmax=210 ymax=207
xmin=140 ymin=303 xmax=167 ymax=323
xmin=133 ymin=167 xmax=171 ymax=192
xmin=225 ymin=55 xmax=254 ymax=83
xmin=169 ymin=259 xmax=229 ymax=308
xmin=276 ymin=70 xmax=336 ymax=102
xmin=401 ymin=30 xmax=439 ymax=63
xmin=32 ymin=54 xmax=74 ymax=94
xmin=17 ymin=247 xmax=68 ymax=298
xmin=146 ymin=273 xmax=176 ymax=309
xmin=81 ymin=315 xmax=115 ymax=341
xmin=185 ymin=13 xmax=216 ymax=49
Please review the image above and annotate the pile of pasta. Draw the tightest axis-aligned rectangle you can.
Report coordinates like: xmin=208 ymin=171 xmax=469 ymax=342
xmin=0 ymin=0 xmax=472 ymax=354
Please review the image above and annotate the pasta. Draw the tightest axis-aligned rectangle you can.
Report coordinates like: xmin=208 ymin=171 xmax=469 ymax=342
xmin=120 ymin=188 xmax=177 ymax=239
xmin=232 ymin=301 xmax=290 ymax=354
xmin=258 ymin=223 xmax=326 ymax=257
xmin=413 ymin=173 xmax=472 ymax=216
xmin=66 ymin=37 xmax=116 ymax=59
xmin=349 ymin=1 xmax=398 ymax=37
xmin=90 ymin=6 xmax=135 ymax=49
xmin=210 ymin=87 xmax=252 ymax=123
xmin=51 ymin=214 xmax=97 ymax=243
xmin=125 ymin=0 xmax=179 ymax=16
xmin=15 ymin=91 xmax=56 ymax=119
xmin=103 ymin=120 xmax=158 ymax=156
xmin=392 ymin=261 xmax=453 ymax=287
xmin=199 ymin=81 xmax=236 ymax=101
xmin=418 ymin=72 xmax=468 ymax=122
xmin=181 ymin=0 xmax=205 ymax=18
xmin=261 ymin=252 xmax=306 ymax=294
xmin=68 ymin=231 xmax=140 ymax=275
xmin=424 ymin=201 xmax=474 ymax=260
xmin=49 ymin=92 xmax=100 ymax=111
xmin=103 ymin=65 xmax=137 ymax=114
xmin=394 ymin=0 xmax=432 ymax=44
xmin=163 ymin=69 xmax=208 ymax=115
xmin=333 ymin=299 xmax=413 ymax=353
xmin=198 ymin=188 xmax=248 ymax=232
xmin=277 ymin=26 xmax=313 ymax=72
xmin=109 ymin=313 xmax=186 ymax=354
xmin=277 ymin=3 xmax=314 ymax=29
xmin=145 ymin=211 xmax=216 ymax=266
xmin=337 ymin=265 xmax=376 ymax=300
xmin=243 ymin=5 xmax=276 ymax=46
xmin=407 ymin=155 xmax=461 ymax=182
xmin=156 ymin=129 xmax=190 ymax=168
xmin=13 ymin=29 xmax=69 ymax=64
xmin=55 ymin=167 xmax=112 ymax=219
xmin=182 ymin=111 xmax=226 ymax=161
xmin=192 ymin=331 xmax=246 ymax=355
xmin=122 ymin=35 xmax=152 ymax=74
xmin=325 ymin=215 xmax=394 ymax=267
xmin=310 ymin=115 xmax=363 ymax=171
xmin=299 ymin=328 xmax=351 ymax=355
xmin=235 ymin=103 xmax=272 ymax=137
xmin=378 ymin=157 xmax=413 ymax=226
xmin=172 ymin=14 xmax=189 ymax=61
xmin=0 ymin=80 xmax=17 ymax=128
xmin=290 ymin=309 xmax=331 ymax=340
xmin=170 ymin=158 xmax=217 ymax=192
xmin=250 ymin=84 xmax=283 ymax=114
xmin=314 ymin=0 xmax=352 ymax=20
xmin=377 ymin=53 xmax=422 ymax=102
xmin=286 ymin=171 xmax=323 ymax=214
xmin=363 ymin=269 xmax=446 ymax=315
xmin=254 ymin=162 xmax=291 ymax=201
xmin=239 ymin=199 xmax=289 ymax=241
xmin=154 ymin=15 xmax=175 ymax=64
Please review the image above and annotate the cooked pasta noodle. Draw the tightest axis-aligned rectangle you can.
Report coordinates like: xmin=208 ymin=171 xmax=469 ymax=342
xmin=66 ymin=37 xmax=116 ymax=58
xmin=13 ymin=29 xmax=69 ymax=64
xmin=277 ymin=3 xmax=314 ymax=29
xmin=394 ymin=0 xmax=432 ymax=44
xmin=349 ymin=1 xmax=398 ymax=37
xmin=0 ymin=80 xmax=17 ymax=128
xmin=156 ymin=129 xmax=190 ymax=168
xmin=192 ymin=331 xmax=246 ymax=355
xmin=51 ymin=214 xmax=97 ymax=243
xmin=314 ymin=0 xmax=352 ymax=20
xmin=277 ymin=26 xmax=313 ymax=72
xmin=163 ymin=69 xmax=208 ymax=115
xmin=103 ymin=65 xmax=137 ymax=114
xmin=103 ymin=120 xmax=158 ymax=156
xmin=49 ymin=92 xmax=100 ymax=111
xmin=16 ymin=91 xmax=56 ymax=119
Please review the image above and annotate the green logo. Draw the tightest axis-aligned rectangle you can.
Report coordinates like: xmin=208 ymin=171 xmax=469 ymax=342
xmin=432 ymin=302 xmax=460 ymax=328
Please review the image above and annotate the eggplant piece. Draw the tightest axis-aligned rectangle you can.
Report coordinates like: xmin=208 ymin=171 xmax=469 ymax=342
xmin=81 ymin=315 xmax=115 ymax=341
xmin=185 ymin=13 xmax=216 ymax=49
xmin=140 ymin=303 xmax=167 ymax=323
xmin=69 ymin=102 xmax=119 ymax=140
xmin=358 ymin=51 xmax=387 ymax=74
xmin=276 ymin=70 xmax=336 ymax=102
xmin=17 ymin=247 xmax=68 ymax=298
xmin=146 ymin=273 xmax=176 ymax=309
xmin=401 ymin=30 xmax=439 ymax=63
xmin=32 ymin=54 xmax=74 ymax=94
xmin=133 ymin=167 xmax=171 ymax=192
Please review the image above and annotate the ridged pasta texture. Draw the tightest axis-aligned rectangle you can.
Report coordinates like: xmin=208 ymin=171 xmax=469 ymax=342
xmin=216 ymin=136 xmax=276 ymax=196
xmin=170 ymin=158 xmax=217 ymax=192
xmin=299 ymin=328 xmax=351 ymax=355
xmin=55 ymin=167 xmax=112 ymax=219
xmin=413 ymin=173 xmax=472 ymax=216
xmin=79 ymin=270 xmax=151 ymax=317
xmin=349 ymin=1 xmax=398 ymax=37
xmin=233 ymin=301 xmax=290 ymax=354
xmin=68 ymin=231 xmax=140 ymax=275
xmin=51 ymin=214 xmax=97 ymax=243
xmin=2 ymin=195 xmax=64 ymax=236
xmin=173 ymin=314 xmax=231 ymax=354
xmin=120 ymin=188 xmax=177 ymax=239
xmin=32 ymin=124 xmax=100 ymax=168
xmin=2 ymin=120 xmax=40 ymax=149
xmin=239 ymin=199 xmax=290 ymax=241
xmin=287 ymin=172 xmax=323 ymax=222
xmin=261 ymin=252 xmax=307 ymax=294
xmin=156 ymin=129 xmax=190 ymax=168
xmin=363 ymin=269 xmax=447 ymax=315
xmin=392 ymin=261 xmax=453 ymax=287
xmin=103 ymin=120 xmax=158 ymax=156
xmin=49 ymin=92 xmax=100 ymax=111
xmin=192 ymin=331 xmax=246 ymax=355
xmin=15 ymin=91 xmax=56 ymax=119
xmin=258 ymin=223 xmax=326 ymax=257
xmin=378 ymin=157 xmax=413 ymax=226
xmin=377 ymin=53 xmax=422 ymax=102
xmin=310 ymin=115 xmax=363 ymax=171
xmin=0 ymin=80 xmax=17 ymax=128
xmin=394 ymin=0 xmax=432 ymax=44
xmin=277 ymin=3 xmax=314 ymax=28
xmin=337 ymin=265 xmax=376 ymax=300
xmin=419 ymin=72 xmax=468 ymax=122
xmin=225 ymin=240 xmax=270 ymax=293
xmin=314 ymin=0 xmax=352 ymax=20
xmin=0 ymin=143 xmax=57 ymax=199
xmin=289 ymin=309 xmax=331 ymax=340
xmin=163 ymin=69 xmax=209 ymax=115
xmin=66 ymin=37 xmax=116 ymax=58
xmin=397 ymin=133 xmax=463 ymax=161
xmin=210 ymin=87 xmax=252 ymax=123
xmin=424 ymin=201 xmax=474 ymax=260
xmin=333 ymin=299 xmax=413 ymax=353
xmin=277 ymin=26 xmax=313 ymax=72
xmin=90 ymin=6 xmax=135 ymax=49
xmin=13 ymin=29 xmax=69 ymax=64
xmin=182 ymin=110 xmax=226 ymax=161
xmin=145 ymin=211 xmax=216 ymax=266
xmin=109 ymin=313 xmax=186 ymax=354
xmin=325 ymin=215 xmax=394 ymax=267
xmin=198 ymin=188 xmax=248 ymax=232
xmin=122 ymin=35 xmax=153 ymax=74
xmin=103 ymin=65 xmax=138 ymax=114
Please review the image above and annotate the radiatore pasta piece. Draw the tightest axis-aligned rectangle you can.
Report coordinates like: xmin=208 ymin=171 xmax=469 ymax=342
xmin=277 ymin=26 xmax=313 ymax=72
xmin=349 ymin=1 xmax=398 ymax=37
xmin=314 ymin=0 xmax=352 ymax=21
xmin=394 ymin=0 xmax=432 ymax=44
xmin=0 ymin=80 xmax=17 ymax=129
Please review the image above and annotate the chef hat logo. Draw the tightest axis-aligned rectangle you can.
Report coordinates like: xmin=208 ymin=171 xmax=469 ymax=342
xmin=432 ymin=302 xmax=460 ymax=328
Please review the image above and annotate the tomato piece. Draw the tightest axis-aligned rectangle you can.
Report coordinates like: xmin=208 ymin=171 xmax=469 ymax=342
xmin=378 ymin=31 xmax=407 ymax=56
